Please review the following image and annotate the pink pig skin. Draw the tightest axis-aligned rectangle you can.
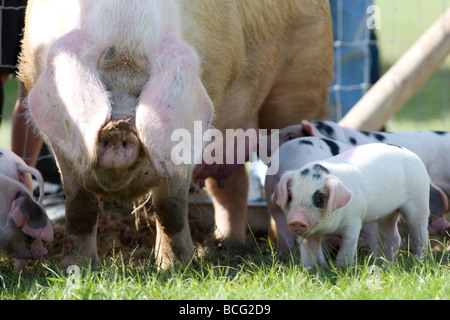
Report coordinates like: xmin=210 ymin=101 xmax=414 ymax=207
xmin=20 ymin=0 xmax=333 ymax=269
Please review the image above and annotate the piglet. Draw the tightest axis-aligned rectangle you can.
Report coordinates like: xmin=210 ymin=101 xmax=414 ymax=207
xmin=273 ymin=143 xmax=430 ymax=268
xmin=299 ymin=120 xmax=450 ymax=235
xmin=265 ymin=136 xmax=353 ymax=247
xmin=0 ymin=148 xmax=50 ymax=272
xmin=0 ymin=173 xmax=53 ymax=272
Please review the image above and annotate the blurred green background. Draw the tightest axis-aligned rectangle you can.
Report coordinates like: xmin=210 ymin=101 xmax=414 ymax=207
xmin=0 ymin=0 xmax=449 ymax=149
xmin=376 ymin=0 xmax=450 ymax=131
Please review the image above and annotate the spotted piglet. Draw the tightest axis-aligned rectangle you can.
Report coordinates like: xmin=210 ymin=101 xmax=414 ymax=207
xmin=272 ymin=143 xmax=430 ymax=268
xmin=0 ymin=148 xmax=52 ymax=272
xmin=300 ymin=119 xmax=450 ymax=235
xmin=265 ymin=136 xmax=352 ymax=247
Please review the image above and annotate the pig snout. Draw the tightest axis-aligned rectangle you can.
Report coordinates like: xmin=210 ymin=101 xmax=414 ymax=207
xmin=288 ymin=211 xmax=310 ymax=234
xmin=97 ymin=120 xmax=141 ymax=169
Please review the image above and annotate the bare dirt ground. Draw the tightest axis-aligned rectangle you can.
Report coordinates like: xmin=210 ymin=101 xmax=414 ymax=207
xmin=45 ymin=200 xmax=225 ymax=265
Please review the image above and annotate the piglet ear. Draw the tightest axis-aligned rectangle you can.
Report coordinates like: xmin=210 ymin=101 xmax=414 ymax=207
xmin=429 ymin=182 xmax=449 ymax=215
xmin=16 ymin=164 xmax=45 ymax=204
xmin=9 ymin=192 xmax=53 ymax=242
xmin=0 ymin=173 xmax=53 ymax=242
xmin=301 ymin=120 xmax=326 ymax=138
xmin=325 ymin=177 xmax=351 ymax=215
xmin=272 ymin=172 xmax=294 ymax=208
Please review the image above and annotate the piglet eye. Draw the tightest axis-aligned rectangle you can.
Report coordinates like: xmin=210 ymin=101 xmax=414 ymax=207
xmin=313 ymin=191 xmax=326 ymax=209
xmin=287 ymin=191 xmax=292 ymax=204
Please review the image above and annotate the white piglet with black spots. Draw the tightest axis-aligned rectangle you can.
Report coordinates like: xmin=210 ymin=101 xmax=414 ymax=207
xmin=265 ymin=137 xmax=352 ymax=247
xmin=272 ymin=143 xmax=430 ymax=268
xmin=300 ymin=119 xmax=450 ymax=235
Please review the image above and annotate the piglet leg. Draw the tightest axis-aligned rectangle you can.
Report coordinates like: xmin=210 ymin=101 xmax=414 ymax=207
xmin=360 ymin=221 xmax=381 ymax=255
xmin=377 ymin=212 xmax=401 ymax=260
xmin=267 ymin=203 xmax=295 ymax=248
xmin=336 ymin=222 xmax=362 ymax=268
xmin=14 ymin=259 xmax=28 ymax=273
xmin=300 ymin=236 xmax=325 ymax=268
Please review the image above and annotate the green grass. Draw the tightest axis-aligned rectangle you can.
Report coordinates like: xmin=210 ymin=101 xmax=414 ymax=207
xmin=0 ymin=78 xmax=19 ymax=149
xmin=2 ymin=237 xmax=450 ymax=300
xmin=375 ymin=0 xmax=450 ymax=131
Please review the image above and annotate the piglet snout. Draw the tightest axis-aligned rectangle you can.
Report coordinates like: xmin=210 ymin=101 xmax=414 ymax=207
xmin=97 ymin=120 xmax=141 ymax=169
xmin=288 ymin=212 xmax=310 ymax=234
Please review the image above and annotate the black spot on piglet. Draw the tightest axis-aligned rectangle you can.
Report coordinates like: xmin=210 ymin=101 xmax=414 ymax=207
xmin=301 ymin=168 xmax=310 ymax=176
xmin=312 ymin=164 xmax=329 ymax=175
xmin=299 ymin=140 xmax=313 ymax=146
xmin=315 ymin=121 xmax=335 ymax=138
xmin=321 ymin=138 xmax=340 ymax=156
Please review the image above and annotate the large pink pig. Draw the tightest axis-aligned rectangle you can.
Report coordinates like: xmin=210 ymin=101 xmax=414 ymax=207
xmin=19 ymin=0 xmax=333 ymax=269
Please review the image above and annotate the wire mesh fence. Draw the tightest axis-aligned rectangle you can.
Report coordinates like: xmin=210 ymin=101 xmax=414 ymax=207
xmin=329 ymin=0 xmax=450 ymax=130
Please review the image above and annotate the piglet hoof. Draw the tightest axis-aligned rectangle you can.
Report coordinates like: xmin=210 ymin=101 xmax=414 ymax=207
xmin=14 ymin=259 xmax=28 ymax=274
xmin=428 ymin=215 xmax=450 ymax=236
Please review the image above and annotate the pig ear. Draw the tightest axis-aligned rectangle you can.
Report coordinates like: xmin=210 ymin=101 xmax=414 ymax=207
xmin=429 ymin=182 xmax=449 ymax=215
xmin=325 ymin=177 xmax=351 ymax=215
xmin=301 ymin=120 xmax=326 ymax=138
xmin=136 ymin=32 xmax=213 ymax=176
xmin=272 ymin=172 xmax=295 ymax=208
xmin=16 ymin=164 xmax=45 ymax=204
xmin=0 ymin=173 xmax=53 ymax=242
xmin=9 ymin=191 xmax=53 ymax=242
xmin=27 ymin=29 xmax=110 ymax=172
